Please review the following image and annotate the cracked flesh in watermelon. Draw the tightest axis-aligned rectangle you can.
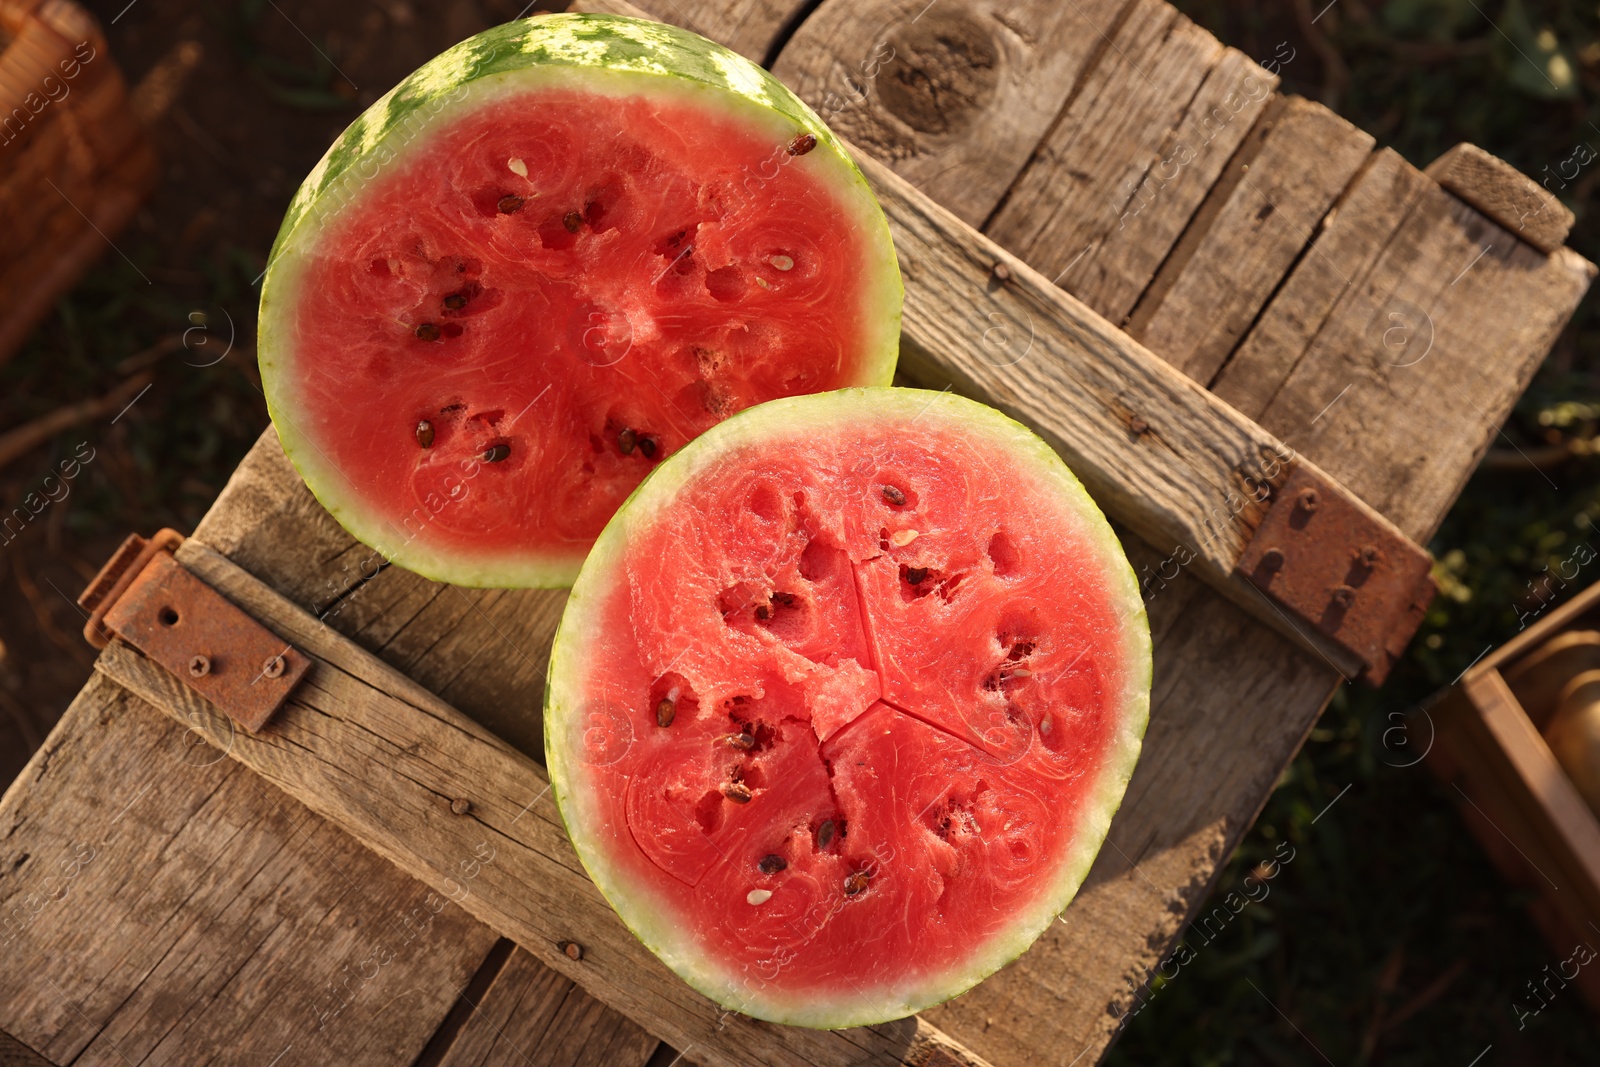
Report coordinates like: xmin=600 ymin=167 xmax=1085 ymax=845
xmin=258 ymin=15 xmax=901 ymax=587
xmin=546 ymin=389 xmax=1151 ymax=1027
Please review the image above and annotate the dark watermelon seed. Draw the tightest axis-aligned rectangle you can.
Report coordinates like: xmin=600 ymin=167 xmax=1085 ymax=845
xmin=618 ymin=428 xmax=637 ymax=455
xmin=771 ymin=592 xmax=796 ymax=607
xmin=817 ymin=820 xmax=836 ymax=849
xmin=758 ymin=854 xmax=787 ymax=874
xmin=483 ymin=443 xmax=511 ymax=463
xmin=638 ymin=437 xmax=658 ymax=459
xmin=415 ymin=323 xmax=441 ymax=342
xmin=905 ymin=567 xmax=928 ymax=585
xmin=725 ymin=732 xmax=755 ymax=751
xmin=415 ymin=420 xmax=435 ymax=449
xmin=724 ymin=782 xmax=753 ymax=804
xmin=787 ymin=133 xmax=817 ymax=156
xmin=443 ymin=292 xmax=468 ymax=310
xmin=844 ymin=870 xmax=870 ymax=895
xmin=497 ymin=195 xmax=525 ymax=214
xmin=655 ymin=698 xmax=676 ymax=727
xmin=563 ymin=211 xmax=583 ymax=233
xmin=755 ymin=605 xmax=770 ymax=621
xmin=881 ymin=485 xmax=906 ymax=506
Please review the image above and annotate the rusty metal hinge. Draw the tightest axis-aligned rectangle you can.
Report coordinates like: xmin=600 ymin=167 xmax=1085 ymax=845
xmin=1235 ymin=468 xmax=1436 ymax=686
xmin=78 ymin=530 xmax=310 ymax=732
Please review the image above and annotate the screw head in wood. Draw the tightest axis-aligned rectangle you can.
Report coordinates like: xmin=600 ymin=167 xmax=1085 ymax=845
xmin=450 ymin=797 xmax=471 ymax=816
xmin=188 ymin=654 xmax=211 ymax=678
xmin=1330 ymin=585 xmax=1356 ymax=609
xmin=561 ymin=940 xmax=583 ymax=961
xmin=262 ymin=655 xmax=286 ymax=679
xmin=991 ymin=261 xmax=1011 ymax=283
xmin=1128 ymin=415 xmax=1149 ymax=436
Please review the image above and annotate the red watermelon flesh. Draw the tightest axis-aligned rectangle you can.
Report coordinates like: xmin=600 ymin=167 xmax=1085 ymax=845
xmin=547 ymin=389 xmax=1150 ymax=1027
xmin=259 ymin=18 xmax=901 ymax=588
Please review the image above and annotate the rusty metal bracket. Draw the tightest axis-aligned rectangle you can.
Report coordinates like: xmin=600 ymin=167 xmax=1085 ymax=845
xmin=1236 ymin=468 xmax=1436 ymax=685
xmin=78 ymin=530 xmax=310 ymax=732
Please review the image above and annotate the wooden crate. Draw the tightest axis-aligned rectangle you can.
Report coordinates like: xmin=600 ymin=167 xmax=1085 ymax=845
xmin=1431 ymin=582 xmax=1600 ymax=1013
xmin=0 ymin=0 xmax=156 ymax=365
xmin=0 ymin=1 xmax=1594 ymax=1066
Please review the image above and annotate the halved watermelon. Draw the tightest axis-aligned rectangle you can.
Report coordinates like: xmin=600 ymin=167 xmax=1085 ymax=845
xmin=546 ymin=388 xmax=1151 ymax=1027
xmin=258 ymin=14 xmax=901 ymax=587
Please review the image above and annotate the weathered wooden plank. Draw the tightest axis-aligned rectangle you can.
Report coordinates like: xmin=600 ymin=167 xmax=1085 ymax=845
xmin=0 ymin=674 xmax=498 ymax=1067
xmin=0 ymin=1030 xmax=52 ymax=1067
xmin=94 ymin=539 xmax=997 ymax=1067
xmin=771 ymin=0 xmax=1133 ymax=229
xmin=634 ymin=0 xmax=810 ymax=63
xmin=1244 ymin=181 xmax=1595 ymax=543
xmin=1211 ymin=148 xmax=1433 ymax=420
xmin=983 ymin=1 xmax=1275 ymax=325
xmin=434 ymin=947 xmax=660 ymax=1067
xmin=1427 ymin=142 xmax=1574 ymax=254
xmin=1126 ymin=94 xmax=1375 ymax=383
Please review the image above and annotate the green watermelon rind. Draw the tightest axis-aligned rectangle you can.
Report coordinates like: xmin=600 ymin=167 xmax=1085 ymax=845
xmin=545 ymin=387 xmax=1152 ymax=1029
xmin=257 ymin=13 xmax=904 ymax=589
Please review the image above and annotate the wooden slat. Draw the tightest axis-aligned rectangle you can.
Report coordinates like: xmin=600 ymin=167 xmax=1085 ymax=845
xmin=1427 ymin=142 xmax=1574 ymax=253
xmin=1463 ymin=671 xmax=1600 ymax=905
xmin=983 ymin=1 xmax=1275 ymax=326
xmin=94 ymin=539 xmax=996 ymax=1067
xmin=1126 ymin=94 xmax=1374 ymax=383
xmin=0 ymin=675 xmax=499 ymax=1067
xmin=772 ymin=0 xmax=1133 ymax=228
xmin=1238 ymin=176 xmax=1594 ymax=543
xmin=434 ymin=948 xmax=661 ymax=1067
xmin=638 ymin=0 xmax=810 ymax=62
xmin=1211 ymin=148 xmax=1432 ymax=419
xmin=0 ymin=1030 xmax=52 ymax=1067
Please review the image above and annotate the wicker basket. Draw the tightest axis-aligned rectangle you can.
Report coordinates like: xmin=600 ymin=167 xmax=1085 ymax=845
xmin=0 ymin=0 xmax=156 ymax=365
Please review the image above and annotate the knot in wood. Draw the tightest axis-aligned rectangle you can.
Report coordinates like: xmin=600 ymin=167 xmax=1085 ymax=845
xmin=878 ymin=11 xmax=999 ymax=136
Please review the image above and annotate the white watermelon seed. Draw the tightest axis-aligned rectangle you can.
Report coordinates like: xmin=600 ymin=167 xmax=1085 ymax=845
xmin=747 ymin=889 xmax=772 ymax=905
xmin=507 ymin=157 xmax=528 ymax=177
xmin=769 ymin=254 xmax=794 ymax=271
xmin=890 ymin=529 xmax=918 ymax=547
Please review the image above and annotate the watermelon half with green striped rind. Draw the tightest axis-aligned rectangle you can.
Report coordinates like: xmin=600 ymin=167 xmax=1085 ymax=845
xmin=546 ymin=388 xmax=1151 ymax=1028
xmin=258 ymin=14 xmax=902 ymax=588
